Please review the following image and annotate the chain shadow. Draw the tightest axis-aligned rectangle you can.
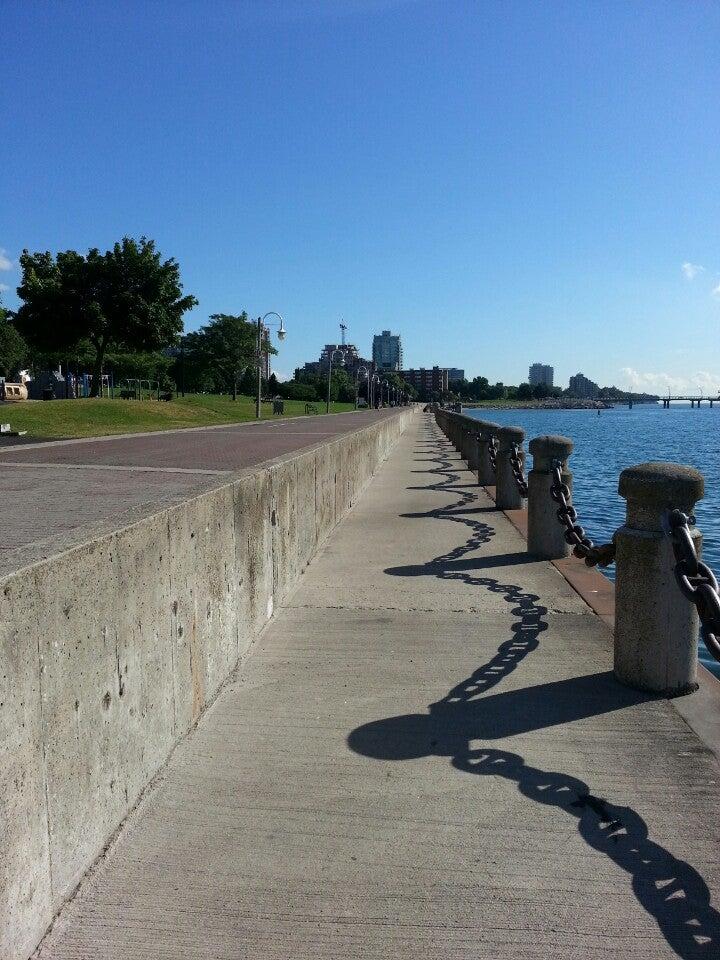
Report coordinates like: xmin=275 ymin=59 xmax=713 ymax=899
xmin=347 ymin=416 xmax=720 ymax=958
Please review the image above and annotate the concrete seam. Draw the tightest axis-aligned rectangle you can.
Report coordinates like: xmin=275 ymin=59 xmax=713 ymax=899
xmin=33 ymin=567 xmax=55 ymax=906
xmin=166 ymin=513 xmax=178 ymax=739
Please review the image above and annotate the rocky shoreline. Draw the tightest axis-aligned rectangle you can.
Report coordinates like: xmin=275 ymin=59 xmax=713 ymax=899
xmin=462 ymin=398 xmax=614 ymax=411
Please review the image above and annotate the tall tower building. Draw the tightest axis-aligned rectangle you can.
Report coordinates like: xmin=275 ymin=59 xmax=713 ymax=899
xmin=528 ymin=363 xmax=554 ymax=387
xmin=372 ymin=330 xmax=403 ymax=371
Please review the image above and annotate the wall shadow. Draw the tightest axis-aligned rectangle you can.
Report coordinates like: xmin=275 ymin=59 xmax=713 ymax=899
xmin=347 ymin=416 xmax=720 ymax=958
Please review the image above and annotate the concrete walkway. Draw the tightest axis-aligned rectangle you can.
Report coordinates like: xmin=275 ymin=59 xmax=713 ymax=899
xmin=37 ymin=414 xmax=720 ymax=959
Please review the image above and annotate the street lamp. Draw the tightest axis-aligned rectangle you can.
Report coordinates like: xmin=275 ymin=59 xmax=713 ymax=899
xmin=355 ymin=365 xmax=370 ymax=410
xmin=326 ymin=347 xmax=345 ymax=414
xmin=256 ymin=313 xmax=286 ymax=419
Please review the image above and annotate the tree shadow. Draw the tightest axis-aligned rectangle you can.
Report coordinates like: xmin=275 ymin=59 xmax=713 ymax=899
xmin=347 ymin=416 xmax=720 ymax=957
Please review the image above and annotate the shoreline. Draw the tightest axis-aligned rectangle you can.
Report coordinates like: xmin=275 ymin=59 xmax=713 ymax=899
xmin=461 ymin=399 xmax=616 ymax=411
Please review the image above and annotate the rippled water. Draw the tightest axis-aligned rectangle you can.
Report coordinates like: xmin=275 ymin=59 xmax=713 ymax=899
xmin=464 ymin=404 xmax=720 ymax=676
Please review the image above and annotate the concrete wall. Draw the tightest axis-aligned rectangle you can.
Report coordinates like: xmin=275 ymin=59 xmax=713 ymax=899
xmin=0 ymin=408 xmax=415 ymax=960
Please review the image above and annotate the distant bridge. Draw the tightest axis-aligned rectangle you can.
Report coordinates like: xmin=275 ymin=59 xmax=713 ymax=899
xmin=658 ymin=394 xmax=720 ymax=408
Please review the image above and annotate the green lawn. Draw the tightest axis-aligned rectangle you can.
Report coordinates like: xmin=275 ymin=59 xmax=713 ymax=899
xmin=0 ymin=394 xmax=357 ymax=440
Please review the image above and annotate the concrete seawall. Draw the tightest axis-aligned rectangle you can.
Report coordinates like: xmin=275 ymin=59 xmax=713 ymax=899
xmin=1 ymin=407 xmax=415 ymax=960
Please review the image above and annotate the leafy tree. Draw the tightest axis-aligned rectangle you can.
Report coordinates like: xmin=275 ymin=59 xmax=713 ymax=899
xmin=15 ymin=237 xmax=196 ymax=396
xmin=381 ymin=370 xmax=417 ymax=401
xmin=516 ymin=382 xmax=534 ymax=399
xmin=278 ymin=381 xmax=317 ymax=401
xmin=181 ymin=313 xmax=277 ymax=397
xmin=0 ymin=297 xmax=28 ymax=378
xmin=105 ymin=348 xmax=175 ymax=391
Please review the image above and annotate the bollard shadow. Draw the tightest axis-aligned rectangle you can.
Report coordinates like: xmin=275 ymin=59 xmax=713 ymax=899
xmin=347 ymin=415 xmax=720 ymax=958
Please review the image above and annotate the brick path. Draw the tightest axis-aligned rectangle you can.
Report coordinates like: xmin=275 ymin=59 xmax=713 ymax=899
xmin=0 ymin=409 xmax=398 ymax=577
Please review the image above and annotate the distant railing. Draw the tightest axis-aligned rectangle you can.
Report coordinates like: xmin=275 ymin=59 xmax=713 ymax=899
xmin=431 ymin=404 xmax=719 ymax=696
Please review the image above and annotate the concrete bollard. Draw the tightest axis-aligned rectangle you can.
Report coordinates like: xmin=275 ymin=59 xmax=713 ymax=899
xmin=615 ymin=462 xmax=704 ymax=696
xmin=455 ymin=419 xmax=465 ymax=454
xmin=466 ymin=426 xmax=481 ymax=472
xmin=477 ymin=422 xmax=500 ymax=486
xmin=527 ymin=435 xmax=574 ymax=559
xmin=496 ymin=426 xmax=526 ymax=509
xmin=458 ymin=422 xmax=469 ymax=461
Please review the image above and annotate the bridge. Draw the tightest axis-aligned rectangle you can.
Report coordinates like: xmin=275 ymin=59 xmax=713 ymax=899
xmin=2 ymin=409 xmax=719 ymax=959
xmin=659 ymin=395 xmax=720 ymax=408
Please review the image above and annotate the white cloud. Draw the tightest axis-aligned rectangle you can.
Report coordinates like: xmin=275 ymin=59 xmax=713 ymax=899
xmin=682 ymin=261 xmax=705 ymax=280
xmin=0 ymin=283 xmax=9 ymax=292
xmin=272 ymin=370 xmax=290 ymax=382
xmin=690 ymin=371 xmax=720 ymax=393
xmin=620 ymin=367 xmax=684 ymax=392
xmin=712 ymin=283 xmax=720 ymax=299
xmin=0 ymin=249 xmax=13 ymax=271
xmin=619 ymin=367 xmax=720 ymax=395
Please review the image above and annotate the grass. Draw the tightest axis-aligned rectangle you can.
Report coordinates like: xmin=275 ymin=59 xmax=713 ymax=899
xmin=0 ymin=394 xmax=358 ymax=440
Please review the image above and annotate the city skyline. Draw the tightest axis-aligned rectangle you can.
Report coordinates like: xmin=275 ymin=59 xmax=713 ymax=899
xmin=2 ymin=2 xmax=719 ymax=393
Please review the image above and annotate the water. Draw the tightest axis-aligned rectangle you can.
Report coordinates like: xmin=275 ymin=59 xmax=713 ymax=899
xmin=464 ymin=404 xmax=720 ymax=677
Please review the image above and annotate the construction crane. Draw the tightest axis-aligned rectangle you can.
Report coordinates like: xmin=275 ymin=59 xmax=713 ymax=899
xmin=339 ymin=321 xmax=347 ymax=346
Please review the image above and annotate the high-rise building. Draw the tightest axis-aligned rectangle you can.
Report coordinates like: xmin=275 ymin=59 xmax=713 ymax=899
xmin=529 ymin=363 xmax=554 ymax=387
xmin=445 ymin=368 xmax=465 ymax=382
xmin=373 ymin=330 xmax=403 ymax=371
xmin=401 ymin=367 xmax=449 ymax=397
xmin=261 ymin=325 xmax=271 ymax=379
xmin=300 ymin=344 xmax=374 ymax=379
xmin=568 ymin=372 xmax=599 ymax=398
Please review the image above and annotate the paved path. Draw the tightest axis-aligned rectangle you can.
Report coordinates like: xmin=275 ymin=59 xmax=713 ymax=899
xmin=0 ymin=409 xmax=397 ymax=577
xmin=36 ymin=415 xmax=720 ymax=959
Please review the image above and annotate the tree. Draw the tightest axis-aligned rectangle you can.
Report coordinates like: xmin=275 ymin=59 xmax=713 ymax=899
xmin=180 ymin=313 xmax=278 ymax=397
xmin=15 ymin=237 xmax=197 ymax=396
xmin=278 ymin=381 xmax=317 ymax=401
xmin=516 ymin=382 xmax=533 ymax=399
xmin=0 ymin=297 xmax=28 ymax=378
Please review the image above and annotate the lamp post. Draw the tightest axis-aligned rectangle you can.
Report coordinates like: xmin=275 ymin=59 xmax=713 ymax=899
xmin=256 ymin=312 xmax=286 ymax=419
xmin=355 ymin=365 xmax=370 ymax=410
xmin=326 ymin=347 xmax=345 ymax=414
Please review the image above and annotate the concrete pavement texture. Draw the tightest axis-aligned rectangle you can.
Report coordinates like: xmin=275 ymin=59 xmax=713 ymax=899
xmin=35 ymin=415 xmax=720 ymax=959
xmin=0 ymin=409 xmax=398 ymax=577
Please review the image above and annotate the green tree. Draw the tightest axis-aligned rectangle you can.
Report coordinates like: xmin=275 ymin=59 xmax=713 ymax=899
xmin=181 ymin=313 xmax=277 ymax=397
xmin=279 ymin=381 xmax=317 ymax=401
xmin=516 ymin=382 xmax=534 ymax=399
xmin=15 ymin=237 xmax=196 ymax=396
xmin=0 ymin=297 xmax=28 ymax=378
xmin=378 ymin=370 xmax=417 ymax=401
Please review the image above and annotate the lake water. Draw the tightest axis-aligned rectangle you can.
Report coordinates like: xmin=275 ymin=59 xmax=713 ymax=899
xmin=464 ymin=403 xmax=720 ymax=677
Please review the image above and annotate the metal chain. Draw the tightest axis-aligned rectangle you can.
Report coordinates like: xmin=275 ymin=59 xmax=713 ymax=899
xmin=487 ymin=437 xmax=498 ymax=474
xmin=510 ymin=443 xmax=529 ymax=498
xmin=662 ymin=509 xmax=720 ymax=662
xmin=549 ymin=461 xmax=616 ymax=568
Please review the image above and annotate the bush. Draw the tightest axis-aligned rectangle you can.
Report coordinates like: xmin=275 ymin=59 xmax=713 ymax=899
xmin=280 ymin=381 xmax=318 ymax=401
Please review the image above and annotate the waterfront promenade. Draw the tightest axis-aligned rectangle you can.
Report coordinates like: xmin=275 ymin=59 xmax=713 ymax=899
xmin=0 ymin=408 xmax=398 ymax=577
xmin=35 ymin=413 xmax=720 ymax=959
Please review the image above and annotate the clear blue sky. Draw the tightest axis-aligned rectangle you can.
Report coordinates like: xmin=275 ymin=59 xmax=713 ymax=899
xmin=2 ymin=0 xmax=719 ymax=391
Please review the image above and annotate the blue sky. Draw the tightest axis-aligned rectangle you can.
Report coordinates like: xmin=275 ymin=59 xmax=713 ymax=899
xmin=2 ymin=0 xmax=719 ymax=391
